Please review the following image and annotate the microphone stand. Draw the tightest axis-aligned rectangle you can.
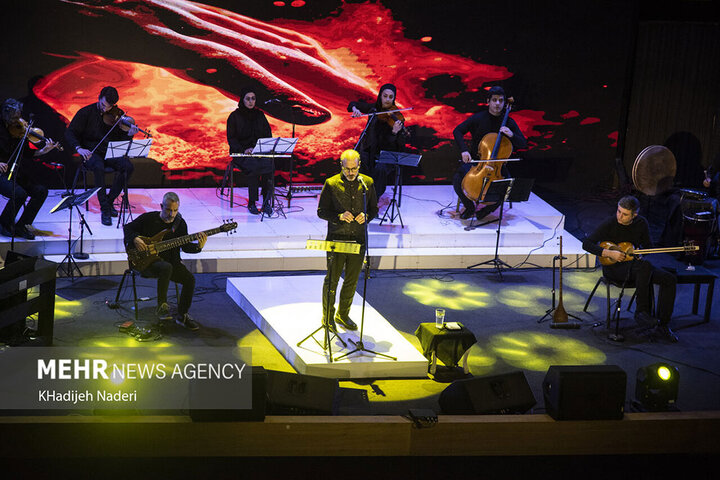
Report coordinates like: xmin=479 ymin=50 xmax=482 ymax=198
xmin=336 ymin=176 xmax=397 ymax=362
xmin=6 ymin=119 xmax=34 ymax=249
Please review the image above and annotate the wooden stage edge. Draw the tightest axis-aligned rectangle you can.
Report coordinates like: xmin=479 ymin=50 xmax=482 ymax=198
xmin=2 ymin=411 xmax=720 ymax=457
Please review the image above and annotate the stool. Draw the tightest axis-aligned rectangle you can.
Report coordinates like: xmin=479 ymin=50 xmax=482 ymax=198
xmin=109 ymin=267 xmax=179 ymax=321
xmin=583 ymin=276 xmax=645 ymax=328
xmin=415 ymin=322 xmax=476 ymax=376
xmin=70 ymin=153 xmax=125 ymax=211
xmin=220 ymin=158 xmax=245 ymax=208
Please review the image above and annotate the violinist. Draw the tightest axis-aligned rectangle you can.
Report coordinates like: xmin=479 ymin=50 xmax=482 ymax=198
xmin=0 ymin=98 xmax=55 ymax=240
xmin=65 ymin=86 xmax=139 ymax=226
xmin=348 ymin=83 xmax=408 ymax=198
xmin=453 ymin=86 xmax=526 ymax=220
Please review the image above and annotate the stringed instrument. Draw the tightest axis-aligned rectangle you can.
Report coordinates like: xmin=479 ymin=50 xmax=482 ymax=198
xmin=127 ymin=220 xmax=237 ymax=271
xmin=553 ymin=236 xmax=569 ymax=323
xmin=598 ymin=241 xmax=699 ymax=266
xmin=461 ymin=98 xmax=515 ymax=202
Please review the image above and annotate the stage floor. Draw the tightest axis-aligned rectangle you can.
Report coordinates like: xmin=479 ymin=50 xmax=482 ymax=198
xmin=1 ymin=185 xmax=590 ymax=273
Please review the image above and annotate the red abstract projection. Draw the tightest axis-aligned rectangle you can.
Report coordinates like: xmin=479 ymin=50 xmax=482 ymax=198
xmin=36 ymin=0 xmax=560 ymax=180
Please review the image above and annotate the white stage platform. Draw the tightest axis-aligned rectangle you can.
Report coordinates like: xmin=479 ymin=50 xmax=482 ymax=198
xmin=0 ymin=186 xmax=591 ymax=273
xmin=226 ymin=275 xmax=429 ymax=379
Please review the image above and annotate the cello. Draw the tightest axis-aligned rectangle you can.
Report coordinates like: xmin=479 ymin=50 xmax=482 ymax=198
xmin=461 ymin=97 xmax=514 ymax=202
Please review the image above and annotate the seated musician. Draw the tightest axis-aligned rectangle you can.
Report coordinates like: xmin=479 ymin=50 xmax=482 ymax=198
xmin=452 ymin=86 xmax=526 ymax=220
xmin=227 ymin=86 xmax=274 ymax=215
xmin=0 ymin=98 xmax=57 ymax=240
xmin=582 ymin=195 xmax=679 ymax=342
xmin=348 ymin=83 xmax=408 ymax=199
xmin=123 ymin=192 xmax=207 ymax=330
xmin=65 ymin=86 xmax=139 ymax=226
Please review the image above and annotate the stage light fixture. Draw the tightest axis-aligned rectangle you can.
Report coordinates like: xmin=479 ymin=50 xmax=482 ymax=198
xmin=634 ymin=363 xmax=679 ymax=411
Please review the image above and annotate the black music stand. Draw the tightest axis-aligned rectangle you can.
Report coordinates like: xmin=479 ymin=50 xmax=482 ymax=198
xmin=466 ymin=178 xmax=534 ymax=278
xmin=50 ymin=187 xmax=101 ymax=280
xmin=106 ymin=138 xmax=152 ymax=228
xmin=377 ymin=150 xmax=422 ymax=227
xmin=297 ymin=239 xmax=357 ymax=361
xmin=253 ymin=137 xmax=297 ymax=221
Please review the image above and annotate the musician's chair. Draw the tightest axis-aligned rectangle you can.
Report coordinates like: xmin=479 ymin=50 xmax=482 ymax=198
xmin=111 ymin=266 xmax=179 ymax=322
xmin=583 ymin=276 xmax=649 ymax=329
xmin=220 ymin=159 xmax=244 ymax=208
xmin=70 ymin=153 xmax=119 ymax=211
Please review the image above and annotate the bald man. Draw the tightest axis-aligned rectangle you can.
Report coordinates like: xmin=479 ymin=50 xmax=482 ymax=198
xmin=317 ymin=149 xmax=378 ymax=331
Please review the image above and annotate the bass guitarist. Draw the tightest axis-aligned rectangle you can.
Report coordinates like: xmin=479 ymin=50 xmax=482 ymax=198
xmin=123 ymin=191 xmax=207 ymax=330
xmin=582 ymin=195 xmax=678 ymax=342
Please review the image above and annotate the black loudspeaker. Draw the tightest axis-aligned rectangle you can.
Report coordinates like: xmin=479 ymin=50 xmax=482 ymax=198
xmin=189 ymin=366 xmax=267 ymax=422
xmin=543 ymin=365 xmax=627 ymax=420
xmin=439 ymin=371 xmax=536 ymax=414
xmin=265 ymin=370 xmax=340 ymax=415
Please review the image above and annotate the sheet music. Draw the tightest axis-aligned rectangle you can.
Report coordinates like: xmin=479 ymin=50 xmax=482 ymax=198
xmin=106 ymin=139 xmax=153 ymax=160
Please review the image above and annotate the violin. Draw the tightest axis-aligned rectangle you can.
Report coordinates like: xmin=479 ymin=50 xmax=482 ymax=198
xmin=8 ymin=118 xmax=63 ymax=152
xmin=461 ymin=97 xmax=514 ymax=202
xmin=378 ymin=108 xmax=410 ymax=136
xmin=102 ymin=105 xmax=152 ymax=137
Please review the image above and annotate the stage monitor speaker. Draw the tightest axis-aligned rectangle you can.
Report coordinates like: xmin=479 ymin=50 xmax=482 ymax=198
xmin=266 ymin=370 xmax=339 ymax=415
xmin=189 ymin=366 xmax=267 ymax=422
xmin=543 ymin=365 xmax=626 ymax=420
xmin=439 ymin=371 xmax=536 ymax=414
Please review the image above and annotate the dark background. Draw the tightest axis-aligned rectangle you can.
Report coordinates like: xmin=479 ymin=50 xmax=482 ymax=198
xmin=1 ymin=0 xmax=718 ymax=193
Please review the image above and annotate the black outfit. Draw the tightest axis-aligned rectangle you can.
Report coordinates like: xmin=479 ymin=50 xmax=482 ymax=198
xmin=452 ymin=109 xmax=526 ymax=215
xmin=347 ymin=84 xmax=407 ymax=198
xmin=0 ymin=123 xmax=48 ymax=235
xmin=226 ymin=103 xmax=273 ymax=207
xmin=582 ymin=215 xmax=677 ymax=325
xmin=64 ymin=103 xmax=135 ymax=215
xmin=123 ymin=212 xmax=202 ymax=316
xmin=317 ymin=173 xmax=378 ymax=322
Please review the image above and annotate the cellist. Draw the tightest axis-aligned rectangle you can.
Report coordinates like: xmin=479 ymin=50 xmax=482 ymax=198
xmin=452 ymin=86 xmax=526 ymax=219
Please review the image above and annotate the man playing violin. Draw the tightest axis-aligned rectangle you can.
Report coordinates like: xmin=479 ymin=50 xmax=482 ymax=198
xmin=349 ymin=83 xmax=408 ymax=198
xmin=582 ymin=195 xmax=679 ymax=342
xmin=65 ymin=86 xmax=139 ymax=226
xmin=453 ymin=86 xmax=526 ymax=220
xmin=0 ymin=98 xmax=57 ymax=240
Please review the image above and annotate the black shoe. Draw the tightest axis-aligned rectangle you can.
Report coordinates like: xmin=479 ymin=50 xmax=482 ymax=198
xmin=656 ymin=324 xmax=679 ymax=343
xmin=0 ymin=223 xmax=14 ymax=237
xmin=262 ymin=201 xmax=273 ymax=216
xmin=101 ymin=213 xmax=112 ymax=226
xmin=459 ymin=208 xmax=475 ymax=220
xmin=334 ymin=314 xmax=358 ymax=331
xmin=634 ymin=311 xmax=658 ymax=328
xmin=14 ymin=225 xmax=35 ymax=240
xmin=176 ymin=313 xmax=200 ymax=331
xmin=109 ymin=206 xmax=119 ymax=217
xmin=248 ymin=203 xmax=260 ymax=215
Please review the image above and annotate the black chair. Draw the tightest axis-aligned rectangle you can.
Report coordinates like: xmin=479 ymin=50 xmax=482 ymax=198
xmin=70 ymin=153 xmax=125 ymax=211
xmin=583 ymin=276 xmax=641 ymax=328
xmin=110 ymin=266 xmax=178 ymax=321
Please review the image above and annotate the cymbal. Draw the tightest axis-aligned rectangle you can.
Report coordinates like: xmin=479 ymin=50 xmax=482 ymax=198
xmin=632 ymin=145 xmax=676 ymax=196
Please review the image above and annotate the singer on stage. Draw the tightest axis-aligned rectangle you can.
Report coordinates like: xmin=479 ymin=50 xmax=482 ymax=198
xmin=317 ymin=149 xmax=378 ymax=331
xmin=227 ymin=86 xmax=273 ymax=215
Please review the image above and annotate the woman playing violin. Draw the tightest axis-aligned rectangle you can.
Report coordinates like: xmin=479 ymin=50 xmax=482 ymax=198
xmin=452 ymin=86 xmax=526 ymax=219
xmin=348 ymin=83 xmax=408 ymax=198
xmin=65 ymin=86 xmax=139 ymax=226
xmin=0 ymin=98 xmax=55 ymax=240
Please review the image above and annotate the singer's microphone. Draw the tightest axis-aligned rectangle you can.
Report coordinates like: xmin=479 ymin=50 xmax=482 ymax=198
xmin=264 ymin=98 xmax=281 ymax=104
xmin=358 ymin=175 xmax=368 ymax=190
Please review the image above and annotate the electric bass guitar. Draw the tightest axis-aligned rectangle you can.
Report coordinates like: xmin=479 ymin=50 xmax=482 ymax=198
xmin=598 ymin=241 xmax=698 ymax=266
xmin=127 ymin=220 xmax=237 ymax=271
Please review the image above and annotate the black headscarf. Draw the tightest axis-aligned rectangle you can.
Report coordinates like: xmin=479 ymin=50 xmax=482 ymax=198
xmin=237 ymin=87 xmax=260 ymax=117
xmin=374 ymin=83 xmax=397 ymax=110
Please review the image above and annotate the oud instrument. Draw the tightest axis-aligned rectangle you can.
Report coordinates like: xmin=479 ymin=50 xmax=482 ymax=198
xmin=598 ymin=241 xmax=698 ymax=266
xmin=461 ymin=98 xmax=514 ymax=202
xmin=127 ymin=220 xmax=237 ymax=271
